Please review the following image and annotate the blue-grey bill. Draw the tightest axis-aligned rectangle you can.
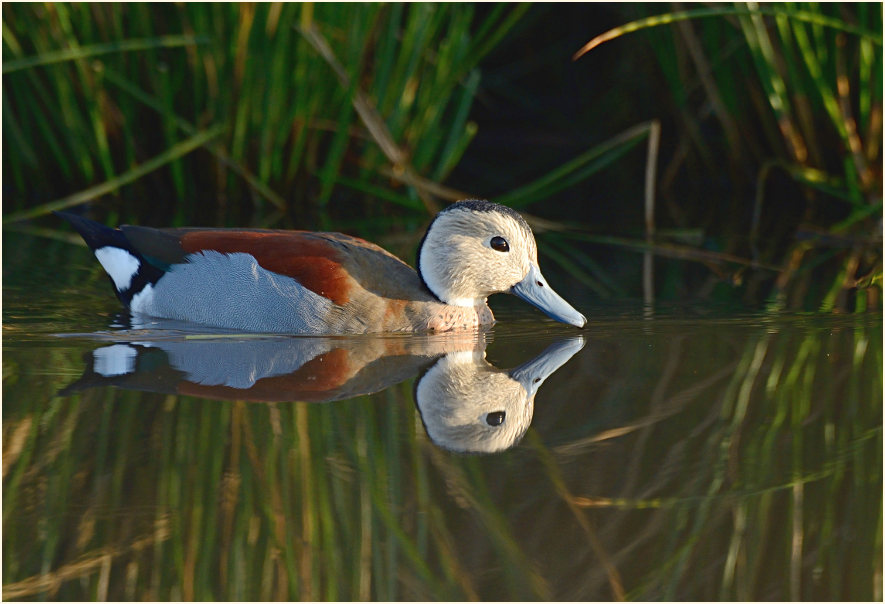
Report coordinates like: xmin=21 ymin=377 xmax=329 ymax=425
xmin=511 ymin=264 xmax=587 ymax=328
xmin=510 ymin=336 xmax=586 ymax=398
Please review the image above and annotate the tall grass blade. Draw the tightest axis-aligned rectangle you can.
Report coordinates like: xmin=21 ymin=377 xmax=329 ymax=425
xmin=3 ymin=126 xmax=225 ymax=223
xmin=2 ymin=35 xmax=209 ymax=74
xmin=497 ymin=122 xmax=652 ymax=208
xmin=573 ymin=6 xmax=882 ymax=61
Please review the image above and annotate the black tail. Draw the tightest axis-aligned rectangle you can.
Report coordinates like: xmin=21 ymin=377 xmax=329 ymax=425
xmin=56 ymin=211 xmax=164 ymax=306
xmin=55 ymin=210 xmax=132 ymax=250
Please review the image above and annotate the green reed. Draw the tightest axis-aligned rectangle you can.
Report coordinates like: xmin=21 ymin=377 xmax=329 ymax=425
xmin=1 ymin=3 xmax=528 ymax=227
xmin=570 ymin=2 xmax=882 ymax=311
xmin=5 ymin=4 xmax=878 ymax=309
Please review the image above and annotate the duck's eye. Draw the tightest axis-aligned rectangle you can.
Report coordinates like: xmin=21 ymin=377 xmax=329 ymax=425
xmin=486 ymin=411 xmax=506 ymax=426
xmin=490 ymin=236 xmax=509 ymax=252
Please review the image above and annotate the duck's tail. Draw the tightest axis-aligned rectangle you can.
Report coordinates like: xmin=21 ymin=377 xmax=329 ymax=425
xmin=56 ymin=211 xmax=164 ymax=307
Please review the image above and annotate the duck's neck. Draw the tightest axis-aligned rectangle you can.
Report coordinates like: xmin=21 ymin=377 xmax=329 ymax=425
xmin=426 ymin=301 xmax=494 ymax=332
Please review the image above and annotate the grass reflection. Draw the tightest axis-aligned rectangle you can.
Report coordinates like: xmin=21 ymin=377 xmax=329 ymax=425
xmin=2 ymin=315 xmax=881 ymax=600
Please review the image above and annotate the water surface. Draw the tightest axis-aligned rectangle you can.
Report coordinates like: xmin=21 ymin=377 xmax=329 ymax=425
xmin=2 ymin=238 xmax=882 ymax=600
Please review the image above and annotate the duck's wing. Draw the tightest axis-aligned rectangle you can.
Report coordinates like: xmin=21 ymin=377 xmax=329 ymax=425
xmin=122 ymin=226 xmax=422 ymax=307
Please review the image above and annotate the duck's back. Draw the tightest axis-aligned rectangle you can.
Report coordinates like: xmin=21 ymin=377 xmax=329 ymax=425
xmin=124 ymin=226 xmax=447 ymax=333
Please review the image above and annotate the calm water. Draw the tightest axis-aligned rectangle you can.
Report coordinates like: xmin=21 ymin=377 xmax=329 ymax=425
xmin=2 ymin=237 xmax=882 ymax=600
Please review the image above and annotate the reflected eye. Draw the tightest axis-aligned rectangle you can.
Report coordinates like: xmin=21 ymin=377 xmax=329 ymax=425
xmin=486 ymin=411 xmax=506 ymax=426
xmin=490 ymin=236 xmax=509 ymax=252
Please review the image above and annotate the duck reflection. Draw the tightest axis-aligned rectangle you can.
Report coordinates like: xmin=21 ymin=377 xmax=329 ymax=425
xmin=62 ymin=328 xmax=584 ymax=453
xmin=415 ymin=338 xmax=584 ymax=453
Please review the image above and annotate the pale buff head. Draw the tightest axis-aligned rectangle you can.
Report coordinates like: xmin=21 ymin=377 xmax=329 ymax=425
xmin=418 ymin=200 xmax=537 ymax=307
xmin=417 ymin=200 xmax=587 ymax=328
xmin=414 ymin=336 xmax=586 ymax=454
xmin=415 ymin=350 xmax=535 ymax=454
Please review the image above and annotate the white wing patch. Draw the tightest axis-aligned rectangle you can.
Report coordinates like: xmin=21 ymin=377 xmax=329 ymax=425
xmin=95 ymin=246 xmax=140 ymax=292
xmin=130 ymin=283 xmax=155 ymax=314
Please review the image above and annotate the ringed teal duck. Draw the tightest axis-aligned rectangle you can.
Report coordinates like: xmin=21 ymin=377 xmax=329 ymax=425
xmin=58 ymin=200 xmax=586 ymax=333
xmin=62 ymin=333 xmax=584 ymax=453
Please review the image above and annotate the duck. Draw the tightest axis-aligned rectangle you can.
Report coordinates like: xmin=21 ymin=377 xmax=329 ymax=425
xmin=415 ymin=336 xmax=585 ymax=453
xmin=61 ymin=330 xmax=585 ymax=454
xmin=57 ymin=199 xmax=587 ymax=334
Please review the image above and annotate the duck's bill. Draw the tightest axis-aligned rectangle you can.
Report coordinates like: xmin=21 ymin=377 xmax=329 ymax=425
xmin=510 ymin=336 xmax=586 ymax=397
xmin=511 ymin=264 xmax=587 ymax=328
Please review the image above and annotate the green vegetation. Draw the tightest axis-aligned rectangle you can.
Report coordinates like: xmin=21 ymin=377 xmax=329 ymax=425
xmin=569 ymin=3 xmax=882 ymax=311
xmin=2 ymin=3 xmax=527 ymax=229
xmin=1 ymin=6 xmax=882 ymax=597
xmin=2 ymin=3 xmax=880 ymax=309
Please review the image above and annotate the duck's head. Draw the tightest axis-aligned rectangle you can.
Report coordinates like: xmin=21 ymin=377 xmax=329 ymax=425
xmin=417 ymin=200 xmax=586 ymax=328
xmin=415 ymin=336 xmax=586 ymax=453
